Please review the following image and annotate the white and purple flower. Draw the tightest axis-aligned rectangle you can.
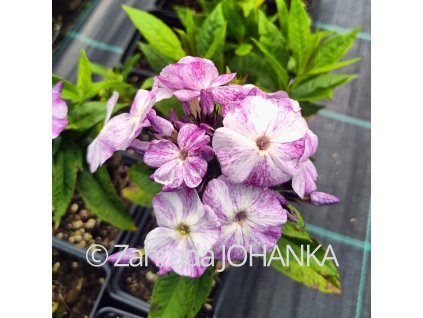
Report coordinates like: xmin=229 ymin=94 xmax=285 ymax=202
xmin=144 ymin=188 xmax=220 ymax=278
xmin=154 ymin=56 xmax=236 ymax=109
xmin=87 ymin=90 xmax=155 ymax=173
xmin=144 ymin=124 xmax=210 ymax=190
xmin=202 ymin=176 xmax=287 ymax=260
xmin=212 ymin=84 xmax=293 ymax=117
xmin=52 ymin=81 xmax=68 ymax=139
xmin=213 ymin=95 xmax=307 ymax=187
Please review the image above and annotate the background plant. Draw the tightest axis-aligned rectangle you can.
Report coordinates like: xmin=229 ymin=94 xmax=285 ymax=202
xmin=52 ymin=49 xmax=139 ymax=230
xmin=123 ymin=0 xmax=360 ymax=116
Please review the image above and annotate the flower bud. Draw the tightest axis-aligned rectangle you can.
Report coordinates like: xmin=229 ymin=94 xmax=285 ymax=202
xmin=310 ymin=191 xmax=340 ymax=206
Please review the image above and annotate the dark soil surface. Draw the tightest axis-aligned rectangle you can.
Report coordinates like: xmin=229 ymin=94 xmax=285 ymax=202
xmin=53 ymin=156 xmax=132 ymax=250
xmin=53 ymin=0 xmax=92 ymax=52
xmin=120 ymin=217 xmax=222 ymax=318
xmin=52 ymin=249 xmax=105 ymax=318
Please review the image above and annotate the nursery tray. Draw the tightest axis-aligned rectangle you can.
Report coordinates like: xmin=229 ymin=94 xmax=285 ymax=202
xmin=94 ymin=307 xmax=146 ymax=318
xmin=53 ymin=237 xmax=111 ymax=318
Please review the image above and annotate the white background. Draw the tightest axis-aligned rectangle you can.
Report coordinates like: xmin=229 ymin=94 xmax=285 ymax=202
xmin=0 ymin=0 xmax=422 ymax=316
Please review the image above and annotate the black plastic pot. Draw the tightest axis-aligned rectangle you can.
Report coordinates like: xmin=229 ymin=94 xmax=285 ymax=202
xmin=53 ymin=235 xmax=111 ymax=318
xmin=94 ymin=307 xmax=145 ymax=318
xmin=107 ymin=210 xmax=152 ymax=315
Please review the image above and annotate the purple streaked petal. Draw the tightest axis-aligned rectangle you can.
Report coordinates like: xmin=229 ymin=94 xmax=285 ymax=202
xmin=292 ymin=159 xmax=318 ymax=198
xmin=143 ymin=140 xmax=180 ymax=167
xmin=128 ymin=139 xmax=150 ymax=154
xmin=153 ymin=160 xmax=184 ymax=190
xmin=155 ymin=64 xmax=184 ymax=90
xmin=212 ymin=127 xmax=258 ymax=184
xmin=273 ymin=191 xmax=288 ymax=206
xmin=105 ymin=91 xmax=119 ymax=124
xmin=182 ymin=157 xmax=207 ymax=188
xmin=188 ymin=205 xmax=220 ymax=256
xmin=173 ymin=89 xmax=201 ymax=101
xmin=152 ymin=188 xmax=204 ymax=228
xmin=177 ymin=124 xmax=210 ymax=153
xmin=203 ymin=176 xmax=286 ymax=260
xmin=209 ymin=73 xmax=236 ymax=87
xmin=265 ymin=90 xmax=289 ymax=100
xmin=147 ymin=110 xmax=174 ymax=137
xmin=178 ymin=57 xmax=219 ymax=90
xmin=302 ymin=129 xmax=318 ymax=160
xmin=244 ymin=153 xmax=293 ymax=186
xmin=310 ymin=191 xmax=340 ymax=206
xmin=107 ymin=248 xmax=141 ymax=264
xmin=199 ymin=145 xmax=214 ymax=161
xmin=199 ymin=89 xmax=215 ymax=114
xmin=52 ymin=81 xmax=68 ymax=139
xmin=129 ymin=89 xmax=155 ymax=118
xmin=86 ymin=113 xmax=137 ymax=172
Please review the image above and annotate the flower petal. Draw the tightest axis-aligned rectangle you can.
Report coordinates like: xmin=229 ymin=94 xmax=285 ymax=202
xmin=144 ymin=140 xmax=180 ymax=167
xmin=129 ymin=89 xmax=155 ymax=119
xmin=210 ymin=73 xmax=236 ymax=87
xmin=179 ymin=57 xmax=219 ymax=90
xmin=182 ymin=157 xmax=207 ymax=188
xmin=52 ymin=81 xmax=68 ymax=139
xmin=153 ymin=160 xmax=184 ymax=190
xmin=292 ymin=159 xmax=318 ymax=198
xmin=177 ymin=124 xmax=210 ymax=153
xmin=212 ymin=127 xmax=258 ymax=184
xmin=145 ymin=227 xmax=207 ymax=278
xmin=86 ymin=113 xmax=137 ymax=172
xmin=173 ymin=89 xmax=201 ymax=101
xmin=105 ymin=91 xmax=119 ymax=124
xmin=147 ymin=110 xmax=174 ymax=137
xmin=310 ymin=191 xmax=340 ymax=206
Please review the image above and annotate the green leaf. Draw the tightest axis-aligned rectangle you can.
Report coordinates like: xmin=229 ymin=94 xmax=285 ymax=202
xmin=251 ymin=38 xmax=289 ymax=89
xmin=77 ymin=49 xmax=93 ymax=95
xmin=90 ymin=62 xmax=109 ymax=77
xmin=229 ymin=52 xmax=279 ymax=91
xmin=141 ymin=77 xmax=155 ymax=90
xmin=77 ymin=167 xmax=137 ymax=230
xmin=257 ymin=11 xmax=289 ymax=67
xmin=122 ymin=186 xmax=154 ymax=208
xmin=269 ymin=205 xmax=341 ymax=294
xmin=175 ymin=6 xmax=196 ymax=53
xmin=52 ymin=143 xmax=83 ymax=227
xmin=128 ymin=164 xmax=162 ymax=195
xmin=52 ymin=75 xmax=82 ymax=102
xmin=307 ymin=57 xmax=361 ymax=76
xmin=123 ymin=6 xmax=185 ymax=60
xmin=314 ymin=27 xmax=361 ymax=68
xmin=291 ymin=74 xmax=358 ymax=101
xmin=235 ymin=43 xmax=253 ymax=56
xmin=67 ymin=101 xmax=128 ymax=131
xmin=155 ymin=96 xmax=185 ymax=118
xmin=299 ymin=101 xmax=325 ymax=117
xmin=222 ymin=0 xmax=246 ymax=40
xmin=150 ymin=269 xmax=215 ymax=318
xmin=196 ymin=4 xmax=227 ymax=59
xmin=288 ymin=0 xmax=312 ymax=71
xmin=270 ymin=236 xmax=341 ymax=294
xmin=122 ymin=53 xmax=141 ymax=80
xmin=275 ymin=0 xmax=289 ymax=37
xmin=139 ymin=43 xmax=174 ymax=73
